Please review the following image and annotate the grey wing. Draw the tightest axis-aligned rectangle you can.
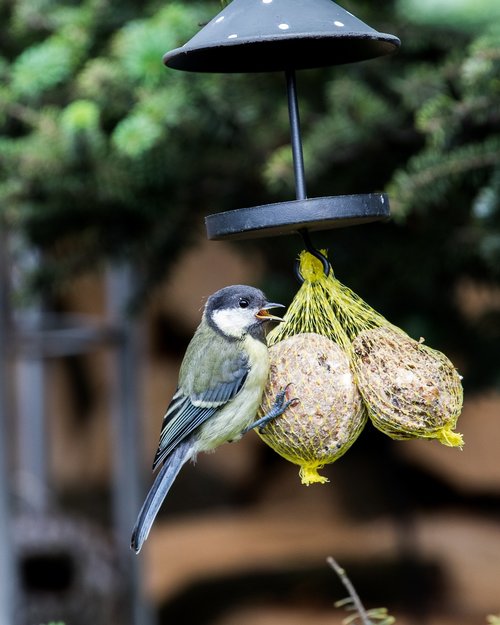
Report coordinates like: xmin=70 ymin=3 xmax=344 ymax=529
xmin=152 ymin=351 xmax=249 ymax=470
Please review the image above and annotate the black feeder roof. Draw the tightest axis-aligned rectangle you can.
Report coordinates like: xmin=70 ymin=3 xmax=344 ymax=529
xmin=163 ymin=0 xmax=401 ymax=73
xmin=163 ymin=0 xmax=400 ymax=240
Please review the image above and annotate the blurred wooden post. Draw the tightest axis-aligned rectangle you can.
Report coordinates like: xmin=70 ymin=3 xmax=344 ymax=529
xmin=107 ymin=265 xmax=156 ymax=625
xmin=15 ymin=248 xmax=50 ymax=512
xmin=0 ymin=226 xmax=16 ymax=625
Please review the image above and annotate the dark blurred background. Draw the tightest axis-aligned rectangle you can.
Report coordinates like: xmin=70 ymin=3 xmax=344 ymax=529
xmin=1 ymin=0 xmax=500 ymax=624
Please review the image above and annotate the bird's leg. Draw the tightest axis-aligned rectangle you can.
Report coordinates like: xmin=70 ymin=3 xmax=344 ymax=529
xmin=242 ymin=385 xmax=298 ymax=434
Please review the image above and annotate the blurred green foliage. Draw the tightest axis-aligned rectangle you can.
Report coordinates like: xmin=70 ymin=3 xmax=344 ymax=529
xmin=0 ymin=0 xmax=499 ymax=387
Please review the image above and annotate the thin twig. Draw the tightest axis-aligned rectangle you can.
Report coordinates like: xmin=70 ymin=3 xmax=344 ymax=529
xmin=327 ymin=556 xmax=372 ymax=625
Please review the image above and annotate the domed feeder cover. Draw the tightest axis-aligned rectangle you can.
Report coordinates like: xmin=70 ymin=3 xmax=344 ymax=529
xmin=164 ymin=0 xmax=400 ymax=239
xmin=164 ymin=0 xmax=400 ymax=73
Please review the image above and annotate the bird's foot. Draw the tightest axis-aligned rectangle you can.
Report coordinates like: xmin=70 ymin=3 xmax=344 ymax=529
xmin=243 ymin=384 xmax=298 ymax=434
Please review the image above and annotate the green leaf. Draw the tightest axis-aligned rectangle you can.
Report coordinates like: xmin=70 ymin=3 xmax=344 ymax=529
xmin=112 ymin=112 xmax=163 ymax=157
xmin=397 ymin=0 xmax=500 ymax=33
xmin=111 ymin=3 xmax=209 ymax=87
xmin=11 ymin=33 xmax=86 ymax=99
xmin=61 ymin=99 xmax=100 ymax=132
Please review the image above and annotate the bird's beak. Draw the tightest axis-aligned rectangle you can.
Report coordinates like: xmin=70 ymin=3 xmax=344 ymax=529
xmin=255 ymin=302 xmax=285 ymax=323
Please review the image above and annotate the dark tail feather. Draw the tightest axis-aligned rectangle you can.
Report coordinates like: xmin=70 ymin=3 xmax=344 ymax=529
xmin=131 ymin=439 xmax=194 ymax=553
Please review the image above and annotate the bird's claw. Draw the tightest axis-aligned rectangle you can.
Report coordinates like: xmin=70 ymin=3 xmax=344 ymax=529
xmin=242 ymin=384 xmax=299 ymax=435
xmin=260 ymin=385 xmax=298 ymax=432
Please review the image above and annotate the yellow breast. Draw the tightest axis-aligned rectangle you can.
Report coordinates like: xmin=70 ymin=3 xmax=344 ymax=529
xmin=196 ymin=335 xmax=270 ymax=451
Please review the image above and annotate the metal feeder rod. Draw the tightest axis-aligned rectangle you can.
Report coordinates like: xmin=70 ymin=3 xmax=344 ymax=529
xmin=285 ymin=70 xmax=330 ymax=272
xmin=285 ymin=69 xmax=307 ymax=202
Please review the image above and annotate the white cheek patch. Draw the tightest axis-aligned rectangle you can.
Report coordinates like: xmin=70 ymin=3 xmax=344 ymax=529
xmin=211 ymin=308 xmax=258 ymax=337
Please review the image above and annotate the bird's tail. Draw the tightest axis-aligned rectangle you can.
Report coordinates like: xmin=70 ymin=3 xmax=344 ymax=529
xmin=131 ymin=438 xmax=194 ymax=553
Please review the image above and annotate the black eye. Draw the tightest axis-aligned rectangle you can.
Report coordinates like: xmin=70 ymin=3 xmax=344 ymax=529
xmin=239 ymin=298 xmax=249 ymax=308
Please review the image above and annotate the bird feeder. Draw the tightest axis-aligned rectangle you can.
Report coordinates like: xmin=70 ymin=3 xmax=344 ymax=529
xmin=163 ymin=7 xmax=465 ymax=485
xmin=164 ymin=0 xmax=400 ymax=241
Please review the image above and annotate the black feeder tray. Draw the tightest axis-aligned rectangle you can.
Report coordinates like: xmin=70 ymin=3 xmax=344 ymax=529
xmin=164 ymin=0 xmax=401 ymax=241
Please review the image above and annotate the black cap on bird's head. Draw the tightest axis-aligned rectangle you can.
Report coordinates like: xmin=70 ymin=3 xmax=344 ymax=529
xmin=205 ymin=285 xmax=284 ymax=339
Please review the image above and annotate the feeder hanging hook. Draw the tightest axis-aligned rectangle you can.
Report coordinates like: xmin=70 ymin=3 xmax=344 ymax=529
xmin=295 ymin=229 xmax=331 ymax=283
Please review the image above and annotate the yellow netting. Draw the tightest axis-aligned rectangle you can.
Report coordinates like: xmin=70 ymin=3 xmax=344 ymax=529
xmin=352 ymin=326 xmax=464 ymax=446
xmin=258 ymin=250 xmax=464 ymax=485
xmin=258 ymin=332 xmax=366 ymax=485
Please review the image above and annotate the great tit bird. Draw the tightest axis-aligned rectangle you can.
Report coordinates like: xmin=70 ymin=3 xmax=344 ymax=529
xmin=131 ymin=285 xmax=291 ymax=553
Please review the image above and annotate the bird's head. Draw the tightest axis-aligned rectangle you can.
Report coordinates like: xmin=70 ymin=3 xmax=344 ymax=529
xmin=205 ymin=285 xmax=284 ymax=340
